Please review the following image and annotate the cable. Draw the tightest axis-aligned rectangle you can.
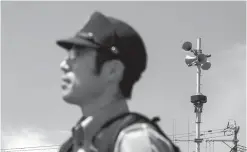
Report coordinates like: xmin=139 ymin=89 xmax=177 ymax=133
xmin=166 ymin=128 xmax=225 ymax=137
xmin=1 ymin=128 xmax=228 ymax=151
xmin=230 ymin=145 xmax=238 ymax=152
xmin=238 ymin=147 xmax=247 ymax=151
xmin=2 ymin=147 xmax=59 ymax=152
xmin=238 ymin=145 xmax=247 ymax=148
xmin=168 ymin=129 xmax=226 ymax=139
xmin=204 ymin=134 xmax=233 ymax=140
xmin=222 ymin=141 xmax=232 ymax=149
xmin=172 ymin=134 xmax=195 ymax=139
xmin=173 ymin=132 xmax=230 ymax=140
xmin=1 ymin=145 xmax=60 ymax=151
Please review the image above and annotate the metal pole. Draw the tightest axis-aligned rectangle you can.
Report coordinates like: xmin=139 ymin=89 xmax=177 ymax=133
xmin=196 ymin=66 xmax=201 ymax=95
xmin=195 ymin=112 xmax=201 ymax=152
xmin=233 ymin=127 xmax=238 ymax=152
xmin=195 ymin=38 xmax=202 ymax=152
xmin=173 ymin=119 xmax=175 ymax=142
xmin=196 ymin=38 xmax=202 ymax=95
xmin=182 ymin=37 xmax=210 ymax=152
xmin=197 ymin=38 xmax=202 ymax=54
xmin=175 ymin=120 xmax=177 ymax=144
xmin=213 ymin=142 xmax=214 ymax=152
xmin=188 ymin=118 xmax=190 ymax=152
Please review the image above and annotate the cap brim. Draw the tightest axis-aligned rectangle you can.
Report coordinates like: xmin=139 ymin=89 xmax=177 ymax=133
xmin=56 ymin=37 xmax=99 ymax=50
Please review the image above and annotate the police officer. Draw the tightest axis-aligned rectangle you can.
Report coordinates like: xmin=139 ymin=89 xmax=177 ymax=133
xmin=56 ymin=11 xmax=180 ymax=152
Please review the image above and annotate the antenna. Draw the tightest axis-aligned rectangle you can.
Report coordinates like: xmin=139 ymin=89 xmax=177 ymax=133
xmin=182 ymin=38 xmax=212 ymax=152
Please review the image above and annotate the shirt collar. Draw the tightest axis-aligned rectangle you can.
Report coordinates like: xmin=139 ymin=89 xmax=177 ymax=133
xmin=78 ymin=100 xmax=129 ymax=143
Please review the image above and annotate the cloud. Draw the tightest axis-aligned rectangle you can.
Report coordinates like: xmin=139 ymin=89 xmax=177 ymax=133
xmin=2 ymin=128 xmax=59 ymax=152
xmin=57 ymin=130 xmax=70 ymax=136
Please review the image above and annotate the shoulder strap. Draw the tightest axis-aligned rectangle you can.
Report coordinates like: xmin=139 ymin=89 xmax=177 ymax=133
xmin=93 ymin=112 xmax=180 ymax=152
xmin=59 ymin=137 xmax=73 ymax=152
xmin=58 ymin=116 xmax=88 ymax=152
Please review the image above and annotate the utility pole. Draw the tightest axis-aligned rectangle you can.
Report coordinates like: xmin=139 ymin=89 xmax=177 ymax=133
xmin=175 ymin=121 xmax=242 ymax=152
xmin=182 ymin=38 xmax=212 ymax=152
xmin=205 ymin=121 xmax=240 ymax=152
xmin=232 ymin=123 xmax=240 ymax=152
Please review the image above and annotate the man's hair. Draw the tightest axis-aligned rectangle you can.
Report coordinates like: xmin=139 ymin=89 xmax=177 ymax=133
xmin=94 ymin=48 xmax=143 ymax=99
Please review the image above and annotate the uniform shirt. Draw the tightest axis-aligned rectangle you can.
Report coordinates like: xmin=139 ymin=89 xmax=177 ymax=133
xmin=70 ymin=101 xmax=176 ymax=152
xmin=114 ymin=122 xmax=175 ymax=152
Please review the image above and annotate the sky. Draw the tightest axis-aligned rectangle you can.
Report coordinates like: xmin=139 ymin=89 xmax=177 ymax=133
xmin=1 ymin=1 xmax=246 ymax=152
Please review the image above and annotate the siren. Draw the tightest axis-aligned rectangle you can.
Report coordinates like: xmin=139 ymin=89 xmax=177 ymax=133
xmin=182 ymin=41 xmax=211 ymax=70
xmin=182 ymin=41 xmax=192 ymax=51
xmin=201 ymin=61 xmax=211 ymax=70
xmin=185 ymin=55 xmax=197 ymax=66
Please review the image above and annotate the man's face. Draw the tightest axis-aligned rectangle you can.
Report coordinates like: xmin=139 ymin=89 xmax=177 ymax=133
xmin=60 ymin=46 xmax=105 ymax=105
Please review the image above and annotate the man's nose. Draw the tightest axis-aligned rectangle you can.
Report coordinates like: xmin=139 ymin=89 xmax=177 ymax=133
xmin=60 ymin=59 xmax=71 ymax=73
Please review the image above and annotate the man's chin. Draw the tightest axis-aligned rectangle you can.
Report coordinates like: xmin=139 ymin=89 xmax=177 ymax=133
xmin=62 ymin=95 xmax=73 ymax=103
xmin=62 ymin=93 xmax=80 ymax=105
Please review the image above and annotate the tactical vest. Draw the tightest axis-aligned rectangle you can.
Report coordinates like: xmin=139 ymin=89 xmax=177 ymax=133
xmin=59 ymin=112 xmax=180 ymax=152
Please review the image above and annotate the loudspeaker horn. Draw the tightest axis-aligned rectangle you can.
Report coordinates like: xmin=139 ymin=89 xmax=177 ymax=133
xmin=201 ymin=61 xmax=211 ymax=70
xmin=197 ymin=54 xmax=207 ymax=64
xmin=185 ymin=55 xmax=197 ymax=66
xmin=182 ymin=41 xmax=192 ymax=51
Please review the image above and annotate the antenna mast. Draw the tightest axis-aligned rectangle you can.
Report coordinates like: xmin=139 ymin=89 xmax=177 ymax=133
xmin=182 ymin=38 xmax=212 ymax=152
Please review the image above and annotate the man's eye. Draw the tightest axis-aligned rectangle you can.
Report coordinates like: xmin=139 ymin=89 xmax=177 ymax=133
xmin=68 ymin=50 xmax=80 ymax=60
xmin=75 ymin=50 xmax=82 ymax=57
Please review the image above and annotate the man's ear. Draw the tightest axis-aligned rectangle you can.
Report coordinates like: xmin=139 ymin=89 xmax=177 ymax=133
xmin=101 ymin=60 xmax=125 ymax=83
